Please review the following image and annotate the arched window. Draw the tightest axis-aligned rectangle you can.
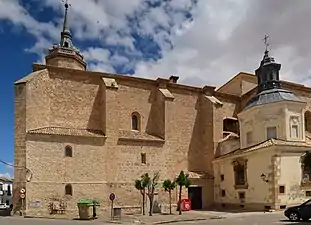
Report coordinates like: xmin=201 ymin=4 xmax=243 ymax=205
xmin=65 ymin=145 xmax=73 ymax=157
xmin=65 ymin=184 xmax=73 ymax=196
xmin=131 ymin=112 xmax=141 ymax=131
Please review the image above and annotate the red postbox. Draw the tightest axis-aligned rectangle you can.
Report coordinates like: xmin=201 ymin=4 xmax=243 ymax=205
xmin=182 ymin=199 xmax=191 ymax=211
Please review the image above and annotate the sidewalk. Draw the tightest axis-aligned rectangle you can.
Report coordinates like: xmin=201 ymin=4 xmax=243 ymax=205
xmin=101 ymin=210 xmax=282 ymax=224
xmin=101 ymin=211 xmax=218 ymax=224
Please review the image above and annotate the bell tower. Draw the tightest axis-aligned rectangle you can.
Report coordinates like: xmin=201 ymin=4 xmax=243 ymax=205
xmin=45 ymin=0 xmax=87 ymax=70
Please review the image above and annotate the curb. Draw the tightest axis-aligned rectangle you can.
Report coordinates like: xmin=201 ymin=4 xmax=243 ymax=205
xmin=152 ymin=218 xmax=208 ymax=224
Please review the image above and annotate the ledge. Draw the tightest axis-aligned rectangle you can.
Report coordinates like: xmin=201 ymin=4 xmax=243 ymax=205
xmin=27 ymin=127 xmax=106 ymax=138
xmin=102 ymin=77 xmax=119 ymax=89
xmin=234 ymin=184 xmax=249 ymax=190
xmin=118 ymin=130 xmax=165 ymax=143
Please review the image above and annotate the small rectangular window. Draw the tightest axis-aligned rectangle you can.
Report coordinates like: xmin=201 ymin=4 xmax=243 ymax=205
xmin=221 ymin=190 xmax=226 ymax=197
xmin=306 ymin=191 xmax=311 ymax=197
xmin=220 ymin=174 xmax=224 ymax=181
xmin=279 ymin=185 xmax=285 ymax=194
xmin=291 ymin=125 xmax=299 ymax=138
xmin=246 ymin=132 xmax=252 ymax=145
xmin=267 ymin=126 xmax=277 ymax=139
xmin=141 ymin=153 xmax=146 ymax=164
xmin=238 ymin=192 xmax=245 ymax=199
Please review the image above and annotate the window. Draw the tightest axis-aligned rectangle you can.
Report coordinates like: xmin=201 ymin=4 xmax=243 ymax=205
xmin=232 ymin=159 xmax=248 ymax=188
xmin=220 ymin=174 xmax=224 ymax=181
xmin=267 ymin=126 xmax=277 ymax=139
xmin=141 ymin=153 xmax=146 ymax=164
xmin=223 ymin=118 xmax=239 ymax=134
xmin=65 ymin=145 xmax=73 ymax=157
xmin=221 ymin=190 xmax=226 ymax=197
xmin=131 ymin=112 xmax=141 ymax=131
xmin=65 ymin=184 xmax=73 ymax=196
xmin=279 ymin=185 xmax=285 ymax=194
xmin=238 ymin=192 xmax=245 ymax=199
xmin=306 ymin=191 xmax=311 ymax=197
xmin=305 ymin=111 xmax=311 ymax=133
xmin=291 ymin=124 xmax=299 ymax=138
xmin=64 ymin=41 xmax=69 ymax=48
xmin=246 ymin=132 xmax=252 ymax=145
xmin=7 ymin=185 xmax=11 ymax=196
xmin=0 ymin=184 xmax=3 ymax=192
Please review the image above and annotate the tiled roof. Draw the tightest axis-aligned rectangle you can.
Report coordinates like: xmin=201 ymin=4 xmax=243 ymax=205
xmin=188 ymin=171 xmax=214 ymax=179
xmin=0 ymin=177 xmax=13 ymax=183
xmin=15 ymin=69 xmax=48 ymax=84
xmin=118 ymin=130 xmax=164 ymax=143
xmin=27 ymin=127 xmax=106 ymax=138
xmin=215 ymin=138 xmax=311 ymax=160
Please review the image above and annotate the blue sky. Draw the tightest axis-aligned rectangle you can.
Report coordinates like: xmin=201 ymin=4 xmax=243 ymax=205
xmin=0 ymin=0 xmax=311 ymax=177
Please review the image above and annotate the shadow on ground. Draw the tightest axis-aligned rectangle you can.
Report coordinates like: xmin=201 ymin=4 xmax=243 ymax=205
xmin=280 ymin=219 xmax=311 ymax=224
xmin=0 ymin=209 xmax=11 ymax=217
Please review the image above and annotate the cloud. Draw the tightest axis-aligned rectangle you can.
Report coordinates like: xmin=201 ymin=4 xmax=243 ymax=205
xmin=1 ymin=0 xmax=311 ymax=88
xmin=0 ymin=173 xmax=12 ymax=179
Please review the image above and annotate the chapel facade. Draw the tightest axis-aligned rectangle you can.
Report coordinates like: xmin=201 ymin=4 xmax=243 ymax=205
xmin=13 ymin=3 xmax=311 ymax=218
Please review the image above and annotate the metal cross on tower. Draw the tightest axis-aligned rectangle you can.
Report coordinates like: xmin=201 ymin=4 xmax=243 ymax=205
xmin=62 ymin=0 xmax=71 ymax=9
xmin=263 ymin=34 xmax=270 ymax=52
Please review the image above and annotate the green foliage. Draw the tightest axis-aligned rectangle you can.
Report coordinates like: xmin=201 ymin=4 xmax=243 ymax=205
xmin=176 ymin=171 xmax=191 ymax=215
xmin=162 ymin=179 xmax=176 ymax=192
xmin=176 ymin=171 xmax=191 ymax=188
xmin=302 ymin=151 xmax=311 ymax=169
xmin=135 ymin=172 xmax=160 ymax=216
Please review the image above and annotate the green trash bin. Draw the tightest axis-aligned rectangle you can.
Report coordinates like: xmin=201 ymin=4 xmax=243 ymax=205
xmin=77 ymin=199 xmax=101 ymax=220
xmin=77 ymin=199 xmax=93 ymax=220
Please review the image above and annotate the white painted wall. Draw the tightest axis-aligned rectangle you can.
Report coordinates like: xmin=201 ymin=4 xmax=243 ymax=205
xmin=0 ymin=181 xmax=13 ymax=205
xmin=214 ymin=148 xmax=275 ymax=205
xmin=278 ymin=154 xmax=311 ymax=206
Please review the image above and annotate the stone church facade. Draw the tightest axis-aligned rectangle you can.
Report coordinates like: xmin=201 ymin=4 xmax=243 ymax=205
xmin=13 ymin=3 xmax=311 ymax=218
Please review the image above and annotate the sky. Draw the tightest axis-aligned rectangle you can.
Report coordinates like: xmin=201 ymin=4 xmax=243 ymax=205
xmin=0 ymin=0 xmax=311 ymax=178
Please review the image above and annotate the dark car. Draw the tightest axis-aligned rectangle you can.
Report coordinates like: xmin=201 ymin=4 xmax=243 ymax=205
xmin=284 ymin=199 xmax=311 ymax=222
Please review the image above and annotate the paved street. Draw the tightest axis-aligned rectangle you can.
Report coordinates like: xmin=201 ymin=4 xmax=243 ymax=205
xmin=0 ymin=212 xmax=307 ymax=225
xmin=176 ymin=212 xmax=306 ymax=225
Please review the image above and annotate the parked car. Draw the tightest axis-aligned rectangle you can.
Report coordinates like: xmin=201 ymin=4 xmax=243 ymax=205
xmin=0 ymin=203 xmax=9 ymax=210
xmin=284 ymin=199 xmax=311 ymax=222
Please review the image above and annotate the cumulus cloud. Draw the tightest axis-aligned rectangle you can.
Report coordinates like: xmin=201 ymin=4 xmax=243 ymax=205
xmin=0 ymin=0 xmax=311 ymax=88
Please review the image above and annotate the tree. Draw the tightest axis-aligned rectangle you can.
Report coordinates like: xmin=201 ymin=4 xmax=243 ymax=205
xmin=146 ymin=172 xmax=160 ymax=216
xmin=302 ymin=151 xmax=311 ymax=169
xmin=175 ymin=171 xmax=191 ymax=215
xmin=162 ymin=179 xmax=176 ymax=214
xmin=135 ymin=173 xmax=150 ymax=215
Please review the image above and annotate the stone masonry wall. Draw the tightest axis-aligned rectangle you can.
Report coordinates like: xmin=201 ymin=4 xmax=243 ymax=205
xmin=20 ymin=66 xmax=242 ymax=218
xmin=26 ymin=69 xmax=50 ymax=130
xmin=13 ymin=83 xmax=27 ymax=214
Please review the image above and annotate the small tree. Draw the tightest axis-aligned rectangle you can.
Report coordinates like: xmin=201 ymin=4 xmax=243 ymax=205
xmin=302 ymin=151 xmax=311 ymax=169
xmin=146 ymin=172 xmax=160 ymax=216
xmin=175 ymin=171 xmax=191 ymax=215
xmin=162 ymin=179 xmax=176 ymax=214
xmin=135 ymin=173 xmax=150 ymax=215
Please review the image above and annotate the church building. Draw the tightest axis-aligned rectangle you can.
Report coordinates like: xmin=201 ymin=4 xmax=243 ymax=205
xmin=13 ymin=2 xmax=311 ymax=218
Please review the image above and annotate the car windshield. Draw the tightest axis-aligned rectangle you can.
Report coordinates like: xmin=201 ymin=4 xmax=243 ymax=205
xmin=302 ymin=199 xmax=311 ymax=206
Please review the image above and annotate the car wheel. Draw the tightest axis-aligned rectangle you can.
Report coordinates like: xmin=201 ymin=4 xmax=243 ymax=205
xmin=289 ymin=212 xmax=300 ymax=222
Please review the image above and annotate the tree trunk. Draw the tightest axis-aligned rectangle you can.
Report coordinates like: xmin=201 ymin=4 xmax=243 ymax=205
xmin=148 ymin=195 xmax=153 ymax=216
xmin=169 ymin=191 xmax=172 ymax=215
xmin=142 ymin=191 xmax=145 ymax=215
xmin=178 ymin=185 xmax=182 ymax=215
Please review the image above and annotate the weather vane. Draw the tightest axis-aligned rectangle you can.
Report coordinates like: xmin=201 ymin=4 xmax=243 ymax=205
xmin=62 ymin=0 xmax=71 ymax=9
xmin=263 ymin=34 xmax=270 ymax=52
